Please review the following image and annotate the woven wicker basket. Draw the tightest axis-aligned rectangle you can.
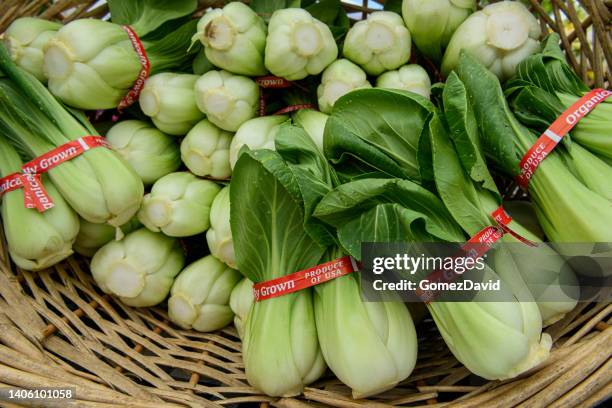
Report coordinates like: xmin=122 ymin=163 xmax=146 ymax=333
xmin=0 ymin=1 xmax=610 ymax=407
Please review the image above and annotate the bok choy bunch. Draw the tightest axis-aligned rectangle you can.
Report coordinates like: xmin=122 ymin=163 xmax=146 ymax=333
xmin=265 ymin=8 xmax=338 ymax=80
xmin=3 ymin=17 xmax=61 ymax=82
xmin=194 ymin=70 xmax=259 ymax=132
xmin=506 ymin=35 xmax=612 ymax=162
xmin=320 ymin=88 xmax=552 ymax=379
xmin=441 ymin=1 xmax=540 ymax=80
xmin=138 ymin=172 xmax=220 ymax=237
xmin=105 ymin=120 xmax=181 ymax=185
xmin=139 ymin=73 xmax=204 ymax=135
xmin=193 ymin=2 xmax=267 ymax=76
xmin=438 ymin=76 xmax=577 ymax=325
xmin=273 ymin=124 xmax=418 ymax=398
xmin=376 ymin=64 xmax=431 ymax=99
xmin=180 ymin=119 xmax=233 ymax=180
xmin=0 ymin=137 xmax=78 ymax=271
xmin=91 ymin=228 xmax=184 ymax=307
xmin=229 ymin=115 xmax=288 ymax=168
xmin=455 ymin=52 xmax=612 ymax=243
xmin=0 ymin=46 xmax=144 ymax=227
xmin=342 ymin=11 xmax=411 ymax=75
xmin=168 ymin=255 xmax=242 ymax=332
xmin=230 ymin=148 xmax=327 ymax=397
xmin=401 ymin=0 xmax=475 ymax=63
xmin=43 ymin=0 xmax=199 ymax=109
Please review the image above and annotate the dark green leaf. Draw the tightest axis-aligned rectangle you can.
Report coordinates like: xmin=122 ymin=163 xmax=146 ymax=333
xmin=443 ymin=72 xmax=499 ymax=196
xmin=324 ymin=88 xmax=435 ymax=184
xmin=383 ymin=0 xmax=403 ymax=14
xmin=230 ymin=148 xmax=325 ymax=283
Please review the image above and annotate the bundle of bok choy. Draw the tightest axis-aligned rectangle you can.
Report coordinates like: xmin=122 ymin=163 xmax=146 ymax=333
xmin=43 ymin=0 xmax=199 ymax=109
xmin=506 ymin=34 xmax=612 ymax=163
xmin=455 ymin=52 xmax=612 ymax=243
xmin=0 ymin=45 xmax=144 ymax=227
xmin=0 ymin=137 xmax=78 ymax=270
xmin=319 ymin=87 xmax=554 ymax=376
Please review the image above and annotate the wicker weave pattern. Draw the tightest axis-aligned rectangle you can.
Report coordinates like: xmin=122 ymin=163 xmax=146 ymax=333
xmin=0 ymin=1 xmax=611 ymax=407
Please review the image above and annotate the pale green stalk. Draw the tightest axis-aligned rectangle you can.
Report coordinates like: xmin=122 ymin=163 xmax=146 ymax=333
xmin=168 ymin=255 xmax=242 ymax=332
xmin=91 ymin=228 xmax=184 ymax=307
xmin=105 ymin=120 xmax=181 ymax=185
xmin=0 ymin=48 xmax=144 ymax=227
xmin=180 ymin=119 xmax=233 ymax=179
xmin=0 ymin=136 xmax=78 ymax=271
xmin=193 ymin=2 xmax=267 ymax=76
xmin=139 ymin=73 xmax=204 ymax=135
xmin=138 ymin=172 xmax=220 ymax=237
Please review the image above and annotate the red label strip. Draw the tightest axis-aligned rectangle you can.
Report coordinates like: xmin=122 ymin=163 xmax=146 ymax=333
xmin=0 ymin=173 xmax=54 ymax=212
xmin=118 ymin=26 xmax=151 ymax=111
xmin=274 ymin=104 xmax=316 ymax=115
xmin=6 ymin=136 xmax=109 ymax=211
xmin=256 ymin=76 xmax=293 ymax=116
xmin=20 ymin=173 xmax=54 ymax=212
xmin=517 ymin=88 xmax=611 ymax=188
xmin=22 ymin=136 xmax=109 ymax=175
xmin=256 ymin=76 xmax=292 ymax=89
xmin=0 ymin=173 xmax=23 ymax=197
xmin=417 ymin=206 xmax=534 ymax=303
xmin=253 ymin=256 xmax=357 ymax=301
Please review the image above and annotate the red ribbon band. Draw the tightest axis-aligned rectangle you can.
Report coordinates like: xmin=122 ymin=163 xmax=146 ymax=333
xmin=118 ymin=26 xmax=151 ymax=111
xmin=517 ymin=88 xmax=611 ymax=188
xmin=417 ymin=206 xmax=535 ymax=303
xmin=253 ymin=255 xmax=357 ymax=302
xmin=0 ymin=136 xmax=109 ymax=212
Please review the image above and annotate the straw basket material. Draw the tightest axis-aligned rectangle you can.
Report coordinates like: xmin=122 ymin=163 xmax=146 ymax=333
xmin=0 ymin=1 xmax=610 ymax=407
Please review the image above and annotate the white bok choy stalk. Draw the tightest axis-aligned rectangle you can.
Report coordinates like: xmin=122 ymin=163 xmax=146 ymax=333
xmin=229 ymin=115 xmax=288 ymax=169
xmin=0 ymin=137 xmax=79 ymax=271
xmin=74 ymin=217 xmax=141 ymax=257
xmin=168 ymin=255 xmax=242 ymax=332
xmin=230 ymin=148 xmax=327 ymax=397
xmin=193 ymin=2 xmax=267 ymax=76
xmin=376 ymin=64 xmax=432 ymax=99
xmin=273 ymin=124 xmax=418 ymax=398
xmin=343 ymin=11 xmax=411 ymax=76
xmin=3 ymin=17 xmax=62 ymax=82
xmin=293 ymin=109 xmax=328 ymax=152
xmin=402 ymin=0 xmax=475 ymax=63
xmin=91 ymin=228 xmax=185 ymax=307
xmin=317 ymin=59 xmax=371 ymax=114
xmin=229 ymin=277 xmax=254 ymax=339
xmin=138 ymin=172 xmax=220 ymax=237
xmin=206 ymin=186 xmax=236 ymax=268
xmin=265 ymin=8 xmax=338 ymax=80
xmin=181 ymin=119 xmax=233 ymax=180
xmin=0 ymin=49 xmax=144 ymax=227
xmin=194 ymin=70 xmax=259 ymax=132
xmin=441 ymin=1 xmax=540 ymax=80
xmin=105 ymin=120 xmax=181 ymax=185
xmin=139 ymin=73 xmax=204 ymax=135
xmin=43 ymin=14 xmax=198 ymax=110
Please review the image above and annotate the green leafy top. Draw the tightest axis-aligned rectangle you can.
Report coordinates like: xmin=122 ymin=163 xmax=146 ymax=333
xmin=230 ymin=148 xmax=325 ymax=283
xmin=108 ymin=0 xmax=197 ymax=37
xmin=324 ymin=88 xmax=435 ymax=184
